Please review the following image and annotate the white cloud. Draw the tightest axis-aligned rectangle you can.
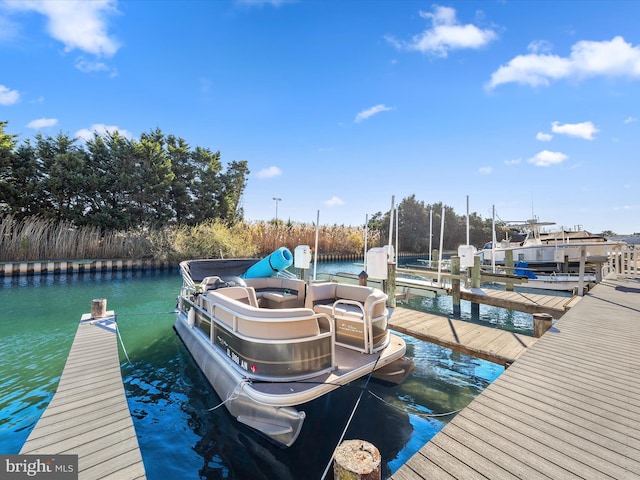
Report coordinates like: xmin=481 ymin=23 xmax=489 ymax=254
xmin=488 ymin=36 xmax=640 ymax=89
xmin=551 ymin=121 xmax=599 ymax=140
xmin=75 ymin=57 xmax=116 ymax=76
xmin=256 ymin=166 xmax=282 ymax=179
xmin=386 ymin=5 xmax=497 ymax=58
xmin=75 ymin=123 xmax=132 ymax=142
xmin=478 ymin=166 xmax=492 ymax=175
xmin=235 ymin=0 xmax=296 ymax=6
xmin=536 ymin=132 xmax=553 ymax=141
xmin=0 ymin=85 xmax=20 ymax=105
xmin=324 ymin=196 xmax=344 ymax=207
xmin=4 ymin=0 xmax=120 ymax=57
xmin=624 ymin=116 xmax=637 ymax=124
xmin=527 ymin=150 xmax=568 ymax=167
xmin=26 ymin=118 xmax=58 ymax=129
xmin=527 ymin=40 xmax=553 ymax=54
xmin=505 ymin=158 xmax=521 ymax=165
xmin=355 ymin=104 xmax=393 ymax=123
xmin=0 ymin=14 xmax=20 ymax=41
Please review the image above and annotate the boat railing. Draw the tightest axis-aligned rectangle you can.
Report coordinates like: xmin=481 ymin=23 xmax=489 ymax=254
xmin=330 ymin=296 xmax=389 ymax=355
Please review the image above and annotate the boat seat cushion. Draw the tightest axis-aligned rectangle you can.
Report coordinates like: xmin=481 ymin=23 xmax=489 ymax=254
xmin=205 ymin=290 xmax=320 ymax=340
xmin=305 ymin=283 xmax=387 ymax=321
xmin=216 ymin=286 xmax=259 ymax=307
xmin=244 ymin=277 xmax=306 ymax=308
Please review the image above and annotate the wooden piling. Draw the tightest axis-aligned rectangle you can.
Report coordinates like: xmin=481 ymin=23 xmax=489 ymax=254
xmin=333 ymin=440 xmax=381 ymax=480
xmin=451 ymin=256 xmax=461 ymax=318
xmin=387 ymin=262 xmax=397 ymax=308
xmin=505 ymin=249 xmax=514 ymax=291
xmin=533 ymin=312 xmax=553 ymax=337
xmin=471 ymin=255 xmax=481 ymax=289
xmin=91 ymin=298 xmax=107 ymax=318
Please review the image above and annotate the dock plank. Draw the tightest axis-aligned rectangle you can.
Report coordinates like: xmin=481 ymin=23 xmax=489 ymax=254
xmin=391 ymin=276 xmax=640 ymax=480
xmin=390 ymin=307 xmax=537 ymax=366
xmin=21 ymin=313 xmax=146 ymax=480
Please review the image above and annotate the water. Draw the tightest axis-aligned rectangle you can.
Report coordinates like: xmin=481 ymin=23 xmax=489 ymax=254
xmin=0 ymin=264 xmax=504 ymax=479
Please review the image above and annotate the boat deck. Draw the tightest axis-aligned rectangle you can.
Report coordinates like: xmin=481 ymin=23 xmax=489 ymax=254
xmin=20 ymin=313 xmax=146 ymax=480
xmin=390 ymin=275 xmax=640 ymax=479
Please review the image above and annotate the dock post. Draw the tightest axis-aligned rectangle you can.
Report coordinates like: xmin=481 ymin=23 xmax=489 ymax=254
xmin=451 ymin=256 xmax=461 ymax=318
xmin=533 ymin=313 xmax=553 ymax=337
xmin=333 ymin=439 xmax=381 ymax=480
xmin=91 ymin=298 xmax=107 ymax=318
xmin=505 ymin=250 xmax=514 ymax=291
xmin=471 ymin=255 xmax=481 ymax=288
xmin=431 ymin=249 xmax=438 ymax=269
xmin=387 ymin=261 xmax=396 ymax=308
xmin=578 ymin=246 xmax=586 ymax=296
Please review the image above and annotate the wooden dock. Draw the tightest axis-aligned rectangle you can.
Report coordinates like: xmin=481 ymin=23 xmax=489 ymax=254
xmin=461 ymin=287 xmax=580 ymax=318
xmin=20 ymin=311 xmax=146 ymax=480
xmin=390 ymin=274 xmax=640 ymax=479
xmin=320 ymin=271 xmax=578 ymax=318
xmin=389 ymin=307 xmax=538 ymax=367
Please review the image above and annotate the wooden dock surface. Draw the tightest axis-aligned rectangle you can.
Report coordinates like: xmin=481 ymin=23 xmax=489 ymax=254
xmin=389 ymin=307 xmax=538 ymax=367
xmin=390 ymin=275 xmax=640 ymax=480
xmin=20 ymin=313 xmax=146 ymax=480
xmin=460 ymin=287 xmax=578 ymax=318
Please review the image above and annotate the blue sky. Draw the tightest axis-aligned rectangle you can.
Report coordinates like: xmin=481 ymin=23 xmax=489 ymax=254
xmin=1 ymin=0 xmax=639 ymax=235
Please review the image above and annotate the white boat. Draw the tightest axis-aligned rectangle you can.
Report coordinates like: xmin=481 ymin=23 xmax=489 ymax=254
xmin=174 ymin=247 xmax=412 ymax=447
xmin=512 ymin=261 xmax=596 ymax=292
xmin=480 ymin=218 xmax=617 ymax=269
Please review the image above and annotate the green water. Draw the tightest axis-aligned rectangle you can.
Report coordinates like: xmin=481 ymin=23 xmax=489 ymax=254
xmin=0 ymin=267 xmax=504 ymax=479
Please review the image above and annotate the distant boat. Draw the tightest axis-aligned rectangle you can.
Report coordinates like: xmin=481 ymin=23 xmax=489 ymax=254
xmin=513 ymin=260 xmax=596 ymax=292
xmin=174 ymin=247 xmax=413 ymax=447
xmin=479 ymin=218 xmax=619 ymax=269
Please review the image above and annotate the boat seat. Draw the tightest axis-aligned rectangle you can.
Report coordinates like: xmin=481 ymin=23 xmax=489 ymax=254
xmin=305 ymin=283 xmax=387 ymax=321
xmin=305 ymin=282 xmax=389 ymax=352
xmin=216 ymin=286 xmax=259 ymax=307
xmin=205 ymin=290 xmax=324 ymax=340
xmin=244 ymin=277 xmax=306 ymax=308
xmin=200 ymin=276 xmax=223 ymax=291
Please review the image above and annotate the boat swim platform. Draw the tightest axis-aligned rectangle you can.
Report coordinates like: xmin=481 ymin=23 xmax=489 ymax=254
xmin=390 ymin=274 xmax=640 ymax=480
xmin=389 ymin=307 xmax=538 ymax=367
xmin=20 ymin=312 xmax=147 ymax=480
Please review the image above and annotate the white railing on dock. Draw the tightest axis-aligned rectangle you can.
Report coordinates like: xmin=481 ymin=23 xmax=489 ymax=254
xmin=604 ymin=244 xmax=639 ymax=278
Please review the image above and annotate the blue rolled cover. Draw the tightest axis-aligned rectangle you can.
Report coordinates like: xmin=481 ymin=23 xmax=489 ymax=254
xmin=243 ymin=247 xmax=293 ymax=278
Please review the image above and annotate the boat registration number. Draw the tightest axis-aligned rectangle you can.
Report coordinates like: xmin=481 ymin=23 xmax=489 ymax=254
xmin=226 ymin=348 xmax=249 ymax=371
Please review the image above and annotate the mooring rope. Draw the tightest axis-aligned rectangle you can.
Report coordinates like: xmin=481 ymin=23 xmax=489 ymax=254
xmin=320 ymin=355 xmax=381 ymax=480
xmin=111 ymin=310 xmax=178 ymax=317
xmin=208 ymin=379 xmax=250 ymax=411
xmin=114 ymin=315 xmax=132 ymax=365
xmin=367 ymin=390 xmax=463 ymax=418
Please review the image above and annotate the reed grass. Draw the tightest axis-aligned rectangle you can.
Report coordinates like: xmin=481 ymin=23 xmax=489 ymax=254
xmin=0 ymin=216 xmax=381 ymax=262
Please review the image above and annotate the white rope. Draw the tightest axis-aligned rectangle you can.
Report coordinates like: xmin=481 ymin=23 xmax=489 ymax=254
xmin=367 ymin=390 xmax=462 ymax=418
xmin=320 ymin=357 xmax=380 ymax=480
xmin=114 ymin=317 xmax=132 ymax=365
xmin=208 ymin=379 xmax=249 ymax=411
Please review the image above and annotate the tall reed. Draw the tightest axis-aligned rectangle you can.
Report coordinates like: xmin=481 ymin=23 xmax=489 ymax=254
xmin=0 ymin=216 xmax=381 ymax=262
xmin=0 ymin=215 xmax=153 ymax=261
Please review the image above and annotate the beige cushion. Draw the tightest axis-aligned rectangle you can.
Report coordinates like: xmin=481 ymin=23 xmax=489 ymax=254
xmin=204 ymin=290 xmax=319 ymax=339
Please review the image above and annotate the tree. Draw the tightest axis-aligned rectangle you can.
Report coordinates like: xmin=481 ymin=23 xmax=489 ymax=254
xmin=219 ymin=160 xmax=249 ymax=224
xmin=131 ymin=129 xmax=175 ymax=226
